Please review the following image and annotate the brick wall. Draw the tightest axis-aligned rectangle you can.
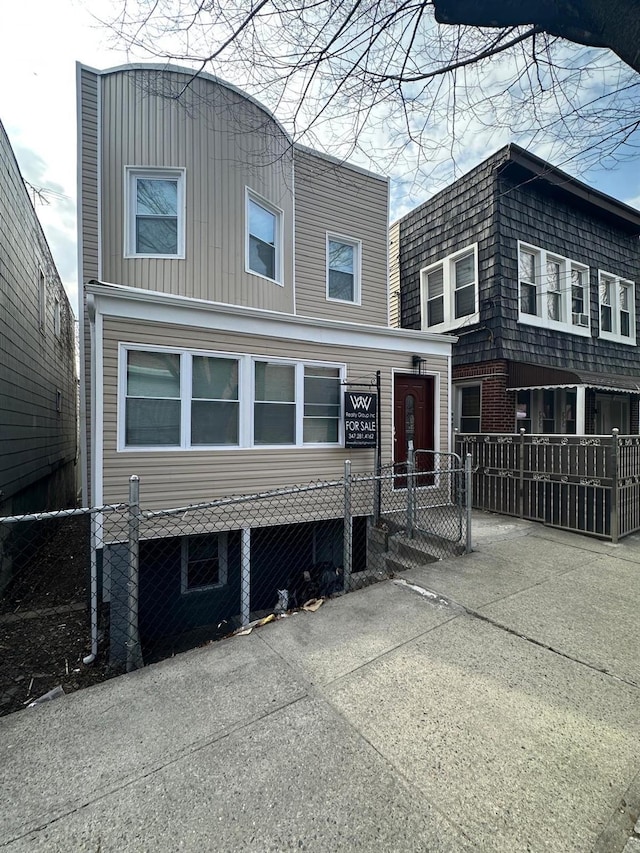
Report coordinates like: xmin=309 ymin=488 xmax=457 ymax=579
xmin=453 ymin=359 xmax=515 ymax=432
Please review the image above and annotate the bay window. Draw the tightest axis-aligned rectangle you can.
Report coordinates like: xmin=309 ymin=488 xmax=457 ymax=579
xmin=599 ymin=272 xmax=635 ymax=343
xmin=518 ymin=243 xmax=590 ymax=334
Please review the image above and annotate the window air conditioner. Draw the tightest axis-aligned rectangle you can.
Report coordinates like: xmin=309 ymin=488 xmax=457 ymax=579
xmin=572 ymin=313 xmax=589 ymax=327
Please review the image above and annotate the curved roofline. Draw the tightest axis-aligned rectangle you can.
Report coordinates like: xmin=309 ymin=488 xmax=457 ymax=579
xmin=77 ymin=61 xmax=291 ymax=142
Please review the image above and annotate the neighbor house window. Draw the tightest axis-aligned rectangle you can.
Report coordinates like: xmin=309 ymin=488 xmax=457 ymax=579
xmin=120 ymin=347 xmax=343 ymax=450
xmin=125 ymin=168 xmax=185 ymax=258
xmin=246 ymin=190 xmax=282 ymax=283
xmin=518 ymin=243 xmax=590 ymax=334
xmin=420 ymin=245 xmax=478 ymax=331
xmin=38 ymin=268 xmax=46 ymax=331
xmin=599 ymin=272 xmax=635 ymax=343
xmin=253 ymin=361 xmax=342 ymax=445
xmin=458 ymin=384 xmax=481 ymax=432
xmin=327 ymin=235 xmax=361 ymax=303
xmin=181 ymin=534 xmax=228 ymax=593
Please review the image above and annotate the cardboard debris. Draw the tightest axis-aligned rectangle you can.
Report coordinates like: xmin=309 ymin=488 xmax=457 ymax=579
xmin=302 ymin=598 xmax=324 ymax=612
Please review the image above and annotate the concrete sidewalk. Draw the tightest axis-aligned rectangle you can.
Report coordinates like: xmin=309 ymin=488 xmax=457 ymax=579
xmin=1 ymin=512 xmax=639 ymax=852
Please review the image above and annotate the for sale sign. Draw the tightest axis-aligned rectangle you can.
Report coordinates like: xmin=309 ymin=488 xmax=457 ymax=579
xmin=344 ymin=392 xmax=377 ymax=448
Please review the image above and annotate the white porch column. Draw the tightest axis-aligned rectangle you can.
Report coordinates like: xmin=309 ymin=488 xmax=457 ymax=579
xmin=240 ymin=527 xmax=251 ymax=626
xmin=576 ymin=386 xmax=586 ymax=435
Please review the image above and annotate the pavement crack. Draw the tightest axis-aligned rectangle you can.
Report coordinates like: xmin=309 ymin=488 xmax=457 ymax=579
xmin=395 ymin=578 xmax=640 ymax=690
xmin=0 ymin=692 xmax=308 ymax=848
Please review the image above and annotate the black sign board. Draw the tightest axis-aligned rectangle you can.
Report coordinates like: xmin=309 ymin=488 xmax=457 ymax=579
xmin=344 ymin=391 xmax=377 ymax=448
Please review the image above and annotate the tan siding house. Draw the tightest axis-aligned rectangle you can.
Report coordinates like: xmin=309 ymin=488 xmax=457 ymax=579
xmin=77 ymin=62 xmax=455 ymax=659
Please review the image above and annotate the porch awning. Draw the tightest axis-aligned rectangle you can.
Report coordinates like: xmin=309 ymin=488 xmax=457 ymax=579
xmin=506 ymin=362 xmax=640 ymax=394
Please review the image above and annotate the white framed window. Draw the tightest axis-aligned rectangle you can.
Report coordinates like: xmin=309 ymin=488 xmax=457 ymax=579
xmin=121 ymin=348 xmax=239 ymax=449
xmin=253 ymin=360 xmax=342 ymax=446
xmin=599 ymin=271 xmax=635 ymax=344
xmin=246 ymin=189 xmax=283 ymax=284
xmin=456 ymin=383 xmax=481 ymax=432
xmin=181 ymin=533 xmax=228 ymax=593
xmin=518 ymin=243 xmax=590 ymax=334
xmin=125 ymin=167 xmax=185 ymax=258
xmin=326 ymin=234 xmax=361 ymax=303
xmin=119 ymin=345 xmax=344 ymax=450
xmin=420 ymin=245 xmax=478 ymax=331
xmin=38 ymin=267 xmax=46 ymax=332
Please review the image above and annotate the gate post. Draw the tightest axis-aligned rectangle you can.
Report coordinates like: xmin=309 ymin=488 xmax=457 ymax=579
xmin=343 ymin=460 xmax=353 ymax=591
xmin=406 ymin=441 xmax=415 ymax=540
xmin=127 ymin=475 xmax=144 ymax=672
xmin=465 ymin=453 xmax=473 ymax=554
xmin=518 ymin=428 xmax=526 ymax=518
xmin=610 ymin=428 xmax=619 ymax=544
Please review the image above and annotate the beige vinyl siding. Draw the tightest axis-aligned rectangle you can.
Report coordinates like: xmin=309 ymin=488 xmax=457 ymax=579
xmin=99 ymin=316 xmax=449 ymax=508
xmin=79 ymin=68 xmax=100 ymax=282
xmin=78 ymin=67 xmax=100 ymax=502
xmin=294 ymin=149 xmax=389 ymax=326
xmin=388 ymin=220 xmax=400 ymax=327
xmin=0 ymin=121 xmax=77 ymax=508
xmin=99 ymin=68 xmax=294 ymax=313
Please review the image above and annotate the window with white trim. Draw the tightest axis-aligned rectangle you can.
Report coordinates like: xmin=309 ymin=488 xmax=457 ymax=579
xmin=246 ymin=190 xmax=282 ymax=283
xmin=253 ymin=361 xmax=342 ymax=445
xmin=125 ymin=168 xmax=185 ymax=258
xmin=123 ymin=349 xmax=238 ymax=448
xmin=119 ymin=347 xmax=343 ymax=450
xmin=599 ymin=272 xmax=635 ymax=344
xmin=420 ymin=245 xmax=478 ymax=331
xmin=518 ymin=243 xmax=590 ymax=334
xmin=181 ymin=533 xmax=228 ymax=593
xmin=456 ymin=384 xmax=481 ymax=432
xmin=327 ymin=235 xmax=361 ymax=303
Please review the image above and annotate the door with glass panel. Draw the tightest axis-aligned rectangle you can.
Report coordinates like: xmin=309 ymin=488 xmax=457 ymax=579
xmin=393 ymin=375 xmax=435 ymax=487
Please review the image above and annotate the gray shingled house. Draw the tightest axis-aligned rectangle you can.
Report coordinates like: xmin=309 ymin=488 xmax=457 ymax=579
xmin=391 ymin=144 xmax=640 ymax=436
xmin=0 ymin=120 xmax=77 ymax=515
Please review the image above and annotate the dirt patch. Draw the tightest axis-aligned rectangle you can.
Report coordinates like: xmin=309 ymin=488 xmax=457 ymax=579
xmin=0 ymin=515 xmax=116 ymax=716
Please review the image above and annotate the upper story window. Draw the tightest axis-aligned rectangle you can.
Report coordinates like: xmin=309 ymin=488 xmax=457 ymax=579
xmin=599 ymin=272 xmax=636 ymax=344
xmin=326 ymin=235 xmax=361 ymax=303
xmin=517 ymin=243 xmax=590 ymax=335
xmin=125 ymin=168 xmax=186 ymax=258
xmin=119 ymin=346 xmax=343 ymax=450
xmin=246 ymin=189 xmax=283 ymax=284
xmin=420 ymin=245 xmax=478 ymax=332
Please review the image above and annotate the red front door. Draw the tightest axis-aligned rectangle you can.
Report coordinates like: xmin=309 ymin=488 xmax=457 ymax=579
xmin=394 ymin=375 xmax=435 ymax=485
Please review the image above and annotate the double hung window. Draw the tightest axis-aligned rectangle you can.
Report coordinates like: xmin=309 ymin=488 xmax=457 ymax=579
xmin=599 ymin=272 xmax=635 ymax=343
xmin=517 ymin=243 xmax=590 ymax=333
xmin=457 ymin=385 xmax=481 ymax=433
xmin=126 ymin=168 xmax=185 ymax=258
xmin=327 ymin=236 xmax=361 ymax=303
xmin=420 ymin=245 xmax=478 ymax=331
xmin=246 ymin=191 xmax=282 ymax=283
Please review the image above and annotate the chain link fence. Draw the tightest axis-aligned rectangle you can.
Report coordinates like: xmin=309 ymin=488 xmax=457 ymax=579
xmin=0 ymin=453 xmax=470 ymax=716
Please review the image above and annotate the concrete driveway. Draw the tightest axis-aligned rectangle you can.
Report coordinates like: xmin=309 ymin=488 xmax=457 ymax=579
xmin=1 ymin=512 xmax=639 ymax=852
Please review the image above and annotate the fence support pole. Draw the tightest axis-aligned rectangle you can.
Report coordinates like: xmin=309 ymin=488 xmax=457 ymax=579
xmin=465 ymin=453 xmax=473 ymax=554
xmin=611 ymin=428 xmax=619 ymax=544
xmin=518 ymin=428 xmax=525 ymax=519
xmin=240 ymin=527 xmax=251 ymax=626
xmin=406 ymin=441 xmax=415 ymax=540
xmin=343 ymin=460 xmax=353 ymax=592
xmin=126 ymin=475 xmax=143 ymax=672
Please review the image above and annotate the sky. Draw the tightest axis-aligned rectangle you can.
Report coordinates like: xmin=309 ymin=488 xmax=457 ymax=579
xmin=1 ymin=0 xmax=639 ymax=317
